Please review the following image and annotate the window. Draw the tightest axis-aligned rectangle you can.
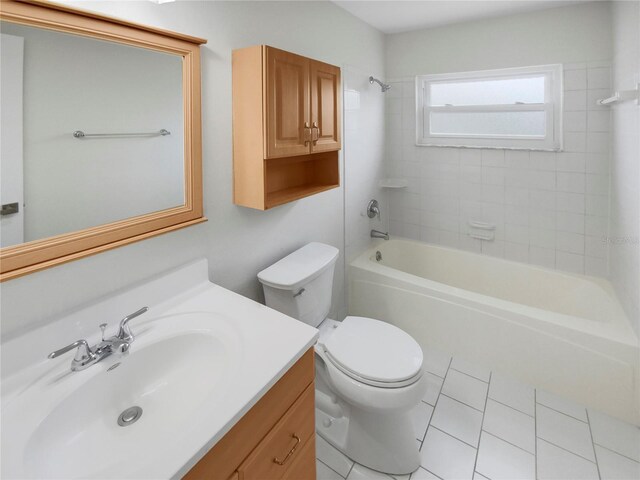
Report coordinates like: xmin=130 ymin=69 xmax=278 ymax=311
xmin=416 ymin=65 xmax=563 ymax=150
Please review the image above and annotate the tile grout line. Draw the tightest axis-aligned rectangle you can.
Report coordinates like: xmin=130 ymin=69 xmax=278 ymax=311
xmin=586 ymin=410 xmax=603 ymax=480
xmin=421 ymin=370 xmax=445 ymax=410
xmin=430 ymin=424 xmax=480 ymax=450
xmin=537 ymin=437 xmax=600 ymax=465
xmin=317 ymin=458 xmax=348 ymax=480
xmin=416 ymin=356 xmax=454 ymax=477
xmin=449 ymin=366 xmax=490 ymax=384
xmin=384 ymin=465 xmax=397 ymax=480
xmin=472 ymin=371 xmax=491 ymax=477
xmin=421 ymin=355 xmax=453 ymax=444
xmin=424 ymin=468 xmax=445 ymax=480
xmin=488 ymin=396 xmax=535 ymax=419
xmin=536 ymin=401 xmax=589 ymax=424
xmin=345 ymin=460 xmax=355 ymax=480
xmin=534 ymin=388 xmax=538 ymax=480
xmin=593 ymin=443 xmax=640 ymax=464
xmin=439 ymin=392 xmax=485 ymax=413
xmin=481 ymin=430 xmax=537 ymax=458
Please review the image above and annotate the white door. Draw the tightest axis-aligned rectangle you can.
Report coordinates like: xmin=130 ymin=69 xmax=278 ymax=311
xmin=0 ymin=33 xmax=25 ymax=247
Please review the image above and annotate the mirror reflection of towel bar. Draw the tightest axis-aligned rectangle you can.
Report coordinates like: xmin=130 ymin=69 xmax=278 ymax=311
xmin=468 ymin=220 xmax=496 ymax=231
xmin=72 ymin=129 xmax=171 ymax=139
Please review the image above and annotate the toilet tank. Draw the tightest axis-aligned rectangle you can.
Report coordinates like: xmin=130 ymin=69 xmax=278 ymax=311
xmin=258 ymin=243 xmax=339 ymax=327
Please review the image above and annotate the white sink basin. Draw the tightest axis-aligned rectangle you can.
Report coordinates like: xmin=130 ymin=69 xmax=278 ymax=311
xmin=28 ymin=313 xmax=237 ymax=479
xmin=4 ymin=311 xmax=242 ymax=479
xmin=1 ymin=262 xmax=318 ymax=479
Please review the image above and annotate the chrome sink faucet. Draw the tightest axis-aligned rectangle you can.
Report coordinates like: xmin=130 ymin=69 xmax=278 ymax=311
xmin=48 ymin=307 xmax=149 ymax=371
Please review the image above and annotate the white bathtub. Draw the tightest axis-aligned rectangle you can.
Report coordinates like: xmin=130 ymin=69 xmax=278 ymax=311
xmin=349 ymin=238 xmax=640 ymax=424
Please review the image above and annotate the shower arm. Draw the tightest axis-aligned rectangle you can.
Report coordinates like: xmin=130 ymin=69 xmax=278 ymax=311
xmin=369 ymin=76 xmax=391 ymax=92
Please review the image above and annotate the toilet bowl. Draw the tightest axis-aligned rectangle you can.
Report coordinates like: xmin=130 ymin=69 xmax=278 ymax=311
xmin=315 ymin=317 xmax=426 ymax=473
xmin=258 ymin=243 xmax=426 ymax=475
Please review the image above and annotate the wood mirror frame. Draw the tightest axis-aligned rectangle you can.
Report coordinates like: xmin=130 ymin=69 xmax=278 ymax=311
xmin=0 ymin=0 xmax=206 ymax=281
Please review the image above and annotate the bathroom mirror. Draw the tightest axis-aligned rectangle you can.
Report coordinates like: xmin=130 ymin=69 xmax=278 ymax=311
xmin=0 ymin=0 xmax=206 ymax=281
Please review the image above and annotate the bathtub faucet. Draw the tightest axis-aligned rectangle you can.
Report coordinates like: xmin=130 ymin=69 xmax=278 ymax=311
xmin=371 ymin=229 xmax=389 ymax=240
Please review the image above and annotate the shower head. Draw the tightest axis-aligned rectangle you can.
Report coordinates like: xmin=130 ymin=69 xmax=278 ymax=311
xmin=369 ymin=76 xmax=391 ymax=92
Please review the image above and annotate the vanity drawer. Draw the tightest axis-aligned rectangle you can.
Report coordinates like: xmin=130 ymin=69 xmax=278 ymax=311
xmin=239 ymin=383 xmax=315 ymax=480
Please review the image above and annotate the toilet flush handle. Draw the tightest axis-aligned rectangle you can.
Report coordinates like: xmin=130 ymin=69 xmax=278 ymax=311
xmin=293 ymin=288 xmax=305 ymax=298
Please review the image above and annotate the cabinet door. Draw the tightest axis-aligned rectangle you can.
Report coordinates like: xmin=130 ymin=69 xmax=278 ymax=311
xmin=310 ymin=60 xmax=341 ymax=153
xmin=265 ymin=47 xmax=311 ymax=158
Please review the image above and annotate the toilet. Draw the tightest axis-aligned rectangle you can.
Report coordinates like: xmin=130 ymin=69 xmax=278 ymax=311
xmin=258 ymin=242 xmax=426 ymax=475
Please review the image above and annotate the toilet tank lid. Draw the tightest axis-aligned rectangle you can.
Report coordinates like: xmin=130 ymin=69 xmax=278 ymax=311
xmin=258 ymin=242 xmax=339 ymax=290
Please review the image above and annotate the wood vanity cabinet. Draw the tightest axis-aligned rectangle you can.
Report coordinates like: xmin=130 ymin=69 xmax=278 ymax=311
xmin=232 ymin=45 xmax=341 ymax=210
xmin=183 ymin=349 xmax=316 ymax=480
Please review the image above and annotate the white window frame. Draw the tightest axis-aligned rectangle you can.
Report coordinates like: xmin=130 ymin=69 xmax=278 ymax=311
xmin=416 ymin=65 xmax=563 ymax=151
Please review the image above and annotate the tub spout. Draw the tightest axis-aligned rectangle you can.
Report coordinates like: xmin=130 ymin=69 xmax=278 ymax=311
xmin=371 ymin=230 xmax=389 ymax=240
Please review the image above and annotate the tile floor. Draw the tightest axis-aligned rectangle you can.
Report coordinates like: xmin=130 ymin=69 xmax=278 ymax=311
xmin=316 ymin=349 xmax=640 ymax=480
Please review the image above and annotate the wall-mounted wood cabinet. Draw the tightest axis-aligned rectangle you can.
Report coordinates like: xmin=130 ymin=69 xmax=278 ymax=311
xmin=233 ymin=45 xmax=341 ymax=210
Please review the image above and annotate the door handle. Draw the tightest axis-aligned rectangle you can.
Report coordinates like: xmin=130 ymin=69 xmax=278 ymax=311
xmin=311 ymin=122 xmax=319 ymax=144
xmin=0 ymin=202 xmax=19 ymax=216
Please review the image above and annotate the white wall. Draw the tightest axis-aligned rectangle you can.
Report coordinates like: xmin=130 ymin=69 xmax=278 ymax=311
xmin=610 ymin=1 xmax=640 ymax=335
xmin=1 ymin=22 xmax=184 ymax=243
xmin=0 ymin=1 xmax=386 ymax=339
xmin=384 ymin=2 xmax=613 ymax=276
xmin=386 ymin=1 xmax=612 ymax=77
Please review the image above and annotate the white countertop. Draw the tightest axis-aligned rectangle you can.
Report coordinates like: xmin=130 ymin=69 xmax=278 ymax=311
xmin=1 ymin=259 xmax=318 ymax=479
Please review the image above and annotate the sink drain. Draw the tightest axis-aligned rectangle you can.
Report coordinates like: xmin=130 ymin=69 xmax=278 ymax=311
xmin=117 ymin=406 xmax=143 ymax=427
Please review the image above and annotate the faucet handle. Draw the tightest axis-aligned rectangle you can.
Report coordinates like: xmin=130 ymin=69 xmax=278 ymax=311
xmin=48 ymin=339 xmax=96 ymax=363
xmin=367 ymin=199 xmax=381 ymax=220
xmin=117 ymin=306 xmax=149 ymax=343
xmin=48 ymin=339 xmax=99 ymax=371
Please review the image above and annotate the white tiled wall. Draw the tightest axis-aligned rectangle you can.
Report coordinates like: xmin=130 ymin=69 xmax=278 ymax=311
xmin=343 ymin=66 xmax=388 ymax=265
xmin=609 ymin=1 xmax=640 ymax=334
xmin=384 ymin=61 xmax=612 ymax=277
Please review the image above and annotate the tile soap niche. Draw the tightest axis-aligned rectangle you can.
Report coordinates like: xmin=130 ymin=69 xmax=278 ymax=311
xmin=232 ymin=45 xmax=341 ymax=210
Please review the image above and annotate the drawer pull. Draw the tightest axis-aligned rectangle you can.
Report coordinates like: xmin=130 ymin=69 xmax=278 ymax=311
xmin=273 ymin=434 xmax=301 ymax=466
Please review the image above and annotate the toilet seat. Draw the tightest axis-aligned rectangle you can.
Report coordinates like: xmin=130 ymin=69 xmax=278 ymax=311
xmin=319 ymin=316 xmax=423 ymax=388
